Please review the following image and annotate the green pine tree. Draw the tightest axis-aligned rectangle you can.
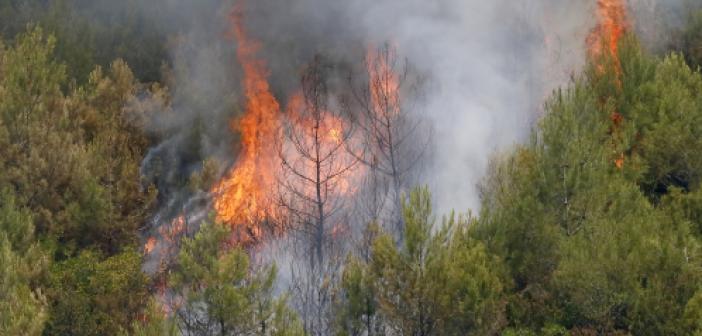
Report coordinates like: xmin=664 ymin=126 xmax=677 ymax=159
xmin=170 ymin=219 xmax=304 ymax=336
xmin=0 ymin=189 xmax=48 ymax=336
xmin=337 ymin=188 xmax=506 ymax=335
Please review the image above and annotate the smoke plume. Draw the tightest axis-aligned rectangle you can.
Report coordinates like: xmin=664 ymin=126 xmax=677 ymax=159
xmin=132 ymin=0 xmax=700 ymax=272
xmin=235 ymin=0 xmax=594 ymax=214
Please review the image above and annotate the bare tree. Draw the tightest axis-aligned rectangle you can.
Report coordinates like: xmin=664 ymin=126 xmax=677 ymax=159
xmin=277 ymin=56 xmax=360 ymax=334
xmin=347 ymin=44 xmax=431 ymax=237
xmin=278 ymin=55 xmax=359 ymax=267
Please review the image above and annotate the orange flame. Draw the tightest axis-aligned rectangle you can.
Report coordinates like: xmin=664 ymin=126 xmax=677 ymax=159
xmin=212 ymin=5 xmax=282 ymax=244
xmin=144 ymin=237 xmax=157 ymax=254
xmin=282 ymin=92 xmax=361 ymax=199
xmin=144 ymin=215 xmax=186 ymax=257
xmin=367 ymin=46 xmax=400 ymax=119
xmin=212 ymin=8 xmax=402 ymax=246
xmin=587 ymin=0 xmax=629 ymax=65
xmin=587 ymin=0 xmax=629 ymax=170
xmin=160 ymin=215 xmax=186 ymax=244
xmin=615 ymin=153 xmax=625 ymax=169
xmin=143 ymin=215 xmax=187 ymax=316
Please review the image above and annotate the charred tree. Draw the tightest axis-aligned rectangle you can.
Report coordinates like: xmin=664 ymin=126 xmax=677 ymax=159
xmin=347 ymin=44 xmax=430 ymax=237
xmin=278 ymin=55 xmax=359 ymax=265
xmin=278 ymin=56 xmax=359 ymax=335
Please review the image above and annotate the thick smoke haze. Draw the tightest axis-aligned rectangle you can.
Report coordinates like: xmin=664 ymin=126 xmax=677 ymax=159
xmin=107 ymin=3 xmax=702 ymax=327
xmin=133 ymin=0 xmax=699 ymax=269
xmin=630 ymin=0 xmax=702 ymax=53
xmin=235 ymin=0 xmax=697 ymax=214
xmin=241 ymin=0 xmax=595 ymax=214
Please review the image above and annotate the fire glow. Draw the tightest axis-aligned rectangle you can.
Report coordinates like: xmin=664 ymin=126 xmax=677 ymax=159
xmin=587 ymin=0 xmax=629 ymax=66
xmin=211 ymin=5 xmax=371 ymax=246
xmin=367 ymin=46 xmax=401 ymax=119
xmin=144 ymin=0 xmax=633 ymax=255
xmin=210 ymin=5 xmax=282 ymax=245
xmin=586 ymin=0 xmax=629 ymax=170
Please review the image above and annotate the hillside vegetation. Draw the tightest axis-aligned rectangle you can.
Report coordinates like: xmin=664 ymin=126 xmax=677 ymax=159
xmin=1 ymin=4 xmax=702 ymax=336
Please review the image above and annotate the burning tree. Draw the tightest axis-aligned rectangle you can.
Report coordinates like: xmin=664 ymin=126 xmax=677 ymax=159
xmin=211 ymin=4 xmax=283 ymax=246
xmin=277 ymin=56 xmax=360 ymax=335
xmin=587 ymin=0 xmax=629 ymax=63
xmin=586 ymin=0 xmax=630 ymax=170
xmin=347 ymin=44 xmax=430 ymax=235
xmin=278 ymin=56 xmax=359 ymax=267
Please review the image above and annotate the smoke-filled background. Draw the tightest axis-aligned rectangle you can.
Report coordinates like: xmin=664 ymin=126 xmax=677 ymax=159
xmin=3 ymin=0 xmax=702 ymax=334
xmin=249 ymin=0 xmax=590 ymax=214
xmin=135 ymin=0 xmax=693 ymax=216
xmin=141 ymin=0 xmax=592 ymax=214
xmin=100 ymin=0 xmax=697 ymax=282
xmin=1 ymin=0 xmax=697 ymax=219
xmin=117 ymin=0 xmax=701 ymax=270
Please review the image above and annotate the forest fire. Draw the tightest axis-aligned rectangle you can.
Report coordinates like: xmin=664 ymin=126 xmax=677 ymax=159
xmin=280 ymin=91 xmax=361 ymax=202
xmin=367 ymin=46 xmax=401 ymax=118
xmin=587 ymin=0 xmax=629 ymax=66
xmin=144 ymin=215 xmax=187 ymax=258
xmin=144 ymin=237 xmax=157 ymax=254
xmin=210 ymin=5 xmax=283 ymax=244
xmin=7 ymin=0 xmax=701 ymax=333
xmin=212 ymin=5 xmax=368 ymax=246
xmin=587 ymin=0 xmax=629 ymax=169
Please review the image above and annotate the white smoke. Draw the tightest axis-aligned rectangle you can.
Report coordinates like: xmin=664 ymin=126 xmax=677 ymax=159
xmin=134 ymin=0 xmax=696 ymax=223
xmin=238 ymin=0 xmax=595 ymax=214
xmin=121 ymin=0 xmax=701 ymax=322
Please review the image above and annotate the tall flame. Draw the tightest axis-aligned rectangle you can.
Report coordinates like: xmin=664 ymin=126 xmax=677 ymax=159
xmin=586 ymin=0 xmax=629 ymax=170
xmin=212 ymin=7 xmax=404 ymax=246
xmin=587 ymin=0 xmax=629 ymax=63
xmin=211 ymin=5 xmax=282 ymax=243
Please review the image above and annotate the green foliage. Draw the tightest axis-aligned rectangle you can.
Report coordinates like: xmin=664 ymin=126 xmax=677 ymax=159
xmin=335 ymin=243 xmax=381 ymax=335
xmin=0 ymin=27 xmax=156 ymax=256
xmin=127 ymin=300 xmax=179 ymax=336
xmin=44 ymin=249 xmax=150 ymax=335
xmin=66 ymin=60 xmax=157 ymax=254
xmin=636 ymin=54 xmax=702 ymax=196
xmin=476 ymin=35 xmax=702 ymax=335
xmin=188 ymin=158 xmax=221 ymax=193
xmin=0 ymin=0 xmax=168 ymax=83
xmin=2 ymin=6 xmax=702 ymax=336
xmin=170 ymin=219 xmax=304 ymax=335
xmin=337 ymin=188 xmax=506 ymax=335
xmin=0 ymin=26 xmax=159 ymax=335
xmin=0 ymin=189 xmax=48 ymax=336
